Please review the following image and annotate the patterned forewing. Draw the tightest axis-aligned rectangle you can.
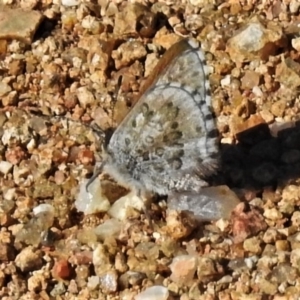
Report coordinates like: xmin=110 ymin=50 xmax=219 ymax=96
xmin=107 ymin=39 xmax=219 ymax=193
xmin=156 ymin=39 xmax=209 ymax=103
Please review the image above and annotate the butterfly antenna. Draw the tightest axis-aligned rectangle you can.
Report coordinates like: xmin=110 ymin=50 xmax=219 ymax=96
xmin=85 ymin=161 xmax=104 ymax=192
xmin=85 ymin=77 xmax=123 ymax=192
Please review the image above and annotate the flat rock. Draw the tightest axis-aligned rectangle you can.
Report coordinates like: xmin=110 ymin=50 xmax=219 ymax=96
xmin=0 ymin=7 xmax=43 ymax=44
xmin=275 ymin=57 xmax=300 ymax=90
xmin=227 ymin=15 xmax=284 ymax=63
xmin=168 ymin=185 xmax=240 ymax=221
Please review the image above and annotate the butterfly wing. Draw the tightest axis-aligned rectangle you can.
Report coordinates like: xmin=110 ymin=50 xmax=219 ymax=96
xmin=105 ymin=38 xmax=219 ymax=194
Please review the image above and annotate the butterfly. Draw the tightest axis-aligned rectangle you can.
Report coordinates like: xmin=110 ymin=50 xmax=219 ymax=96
xmin=88 ymin=38 xmax=220 ymax=211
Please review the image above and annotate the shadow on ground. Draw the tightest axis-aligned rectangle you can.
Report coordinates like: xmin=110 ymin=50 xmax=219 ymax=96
xmin=213 ymin=121 xmax=300 ymax=193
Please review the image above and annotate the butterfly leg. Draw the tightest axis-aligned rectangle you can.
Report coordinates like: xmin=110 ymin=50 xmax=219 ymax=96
xmin=137 ymin=189 xmax=153 ymax=229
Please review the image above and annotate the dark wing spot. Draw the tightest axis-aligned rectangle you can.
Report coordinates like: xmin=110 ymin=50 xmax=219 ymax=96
xmin=173 ymin=149 xmax=184 ymax=158
xmin=169 ymin=106 xmax=179 ymax=119
xmin=171 ymin=122 xmax=179 ymax=129
xmin=136 ymin=148 xmax=143 ymax=155
xmin=191 ymin=89 xmax=198 ymax=96
xmin=205 ymin=114 xmax=214 ymax=121
xmin=173 ymin=142 xmax=184 ymax=148
xmin=161 ymin=102 xmax=179 ymax=119
xmin=146 ymin=110 xmax=155 ymax=119
xmin=156 ymin=122 xmax=163 ymax=132
xmin=145 ymin=136 xmax=154 ymax=144
xmin=207 ymin=129 xmax=219 ymax=139
xmin=197 ymin=157 xmax=203 ymax=163
xmin=156 ymin=147 xmax=165 ymax=157
xmin=142 ymin=103 xmax=149 ymax=115
xmin=125 ymin=138 xmax=131 ymax=146
xmin=191 ymin=71 xmax=200 ymax=78
xmin=163 ymin=131 xmax=183 ymax=143
xmin=195 ymin=126 xmax=202 ymax=133
xmin=153 ymin=164 xmax=164 ymax=173
xmin=168 ymin=158 xmax=182 ymax=170
xmin=143 ymin=151 xmax=150 ymax=161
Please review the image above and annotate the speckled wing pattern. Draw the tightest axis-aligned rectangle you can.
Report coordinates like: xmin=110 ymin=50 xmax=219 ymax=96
xmin=104 ymin=38 xmax=219 ymax=195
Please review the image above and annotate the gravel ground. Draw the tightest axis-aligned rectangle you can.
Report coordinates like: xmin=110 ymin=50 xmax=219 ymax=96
xmin=1 ymin=0 xmax=300 ymax=299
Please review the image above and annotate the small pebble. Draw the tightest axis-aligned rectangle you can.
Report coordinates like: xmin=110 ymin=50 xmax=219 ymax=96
xmin=135 ymin=286 xmax=170 ymax=300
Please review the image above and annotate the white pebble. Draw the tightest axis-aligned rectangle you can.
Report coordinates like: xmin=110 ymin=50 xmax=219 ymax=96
xmin=94 ymin=219 xmax=122 ymax=241
xmin=75 ymin=179 xmax=110 ymax=215
xmin=61 ymin=0 xmax=80 ymax=6
xmin=252 ymin=86 xmax=263 ymax=97
xmin=244 ymin=256 xmax=258 ymax=269
xmin=3 ymin=188 xmax=16 ymax=201
xmin=135 ymin=286 xmax=169 ymax=300
xmin=169 ymin=255 xmax=198 ymax=284
xmin=33 ymin=203 xmax=55 ymax=216
xmin=264 ymin=208 xmax=282 ymax=221
xmin=87 ymin=276 xmax=100 ymax=290
xmin=76 ymin=86 xmax=95 ymax=108
xmin=0 ymin=82 xmax=12 ymax=97
xmin=108 ymin=192 xmax=144 ymax=220
xmin=26 ymin=139 xmax=36 ymax=152
xmin=221 ymin=74 xmax=231 ymax=87
xmin=0 ymin=161 xmax=13 ymax=175
xmin=168 ymin=186 xmax=240 ymax=221
xmin=269 ymin=120 xmax=295 ymax=137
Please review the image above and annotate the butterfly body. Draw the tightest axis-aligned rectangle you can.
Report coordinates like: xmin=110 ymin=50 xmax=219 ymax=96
xmin=100 ymin=38 xmax=219 ymax=198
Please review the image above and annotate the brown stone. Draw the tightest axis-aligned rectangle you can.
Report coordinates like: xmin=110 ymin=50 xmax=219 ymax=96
xmin=275 ymin=57 xmax=300 ymax=90
xmin=52 ymin=259 xmax=72 ymax=280
xmin=0 ymin=7 xmax=43 ymax=44
xmin=231 ymin=114 xmax=271 ymax=144
xmin=227 ymin=16 xmax=284 ymax=63
xmin=0 ymin=243 xmax=15 ymax=261
xmin=113 ymin=3 xmax=157 ymax=38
